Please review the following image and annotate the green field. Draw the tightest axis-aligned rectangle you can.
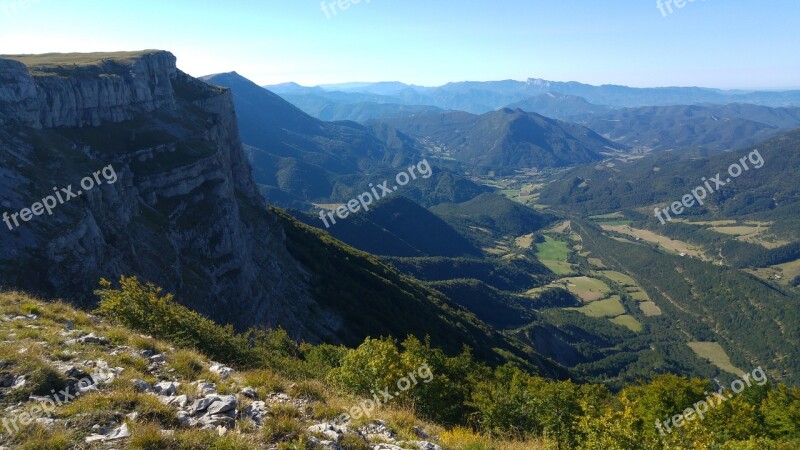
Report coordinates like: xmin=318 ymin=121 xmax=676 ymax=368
xmin=537 ymin=236 xmax=570 ymax=260
xmin=688 ymin=342 xmax=744 ymax=375
xmin=597 ymin=271 xmax=638 ymax=287
xmin=588 ymin=258 xmax=606 ymax=268
xmin=630 ymin=290 xmax=651 ymax=301
xmin=611 ymin=315 xmax=644 ymax=332
xmin=572 ymin=296 xmax=625 ymax=318
xmin=536 ymin=236 xmax=575 ymax=275
xmin=541 ymin=260 xmax=575 ymax=275
xmin=562 ymin=276 xmax=612 ymax=302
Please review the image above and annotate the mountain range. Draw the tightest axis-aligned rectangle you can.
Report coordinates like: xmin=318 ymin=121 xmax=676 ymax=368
xmin=3 ymin=50 xmax=800 ymax=415
xmin=268 ymin=78 xmax=800 ymax=116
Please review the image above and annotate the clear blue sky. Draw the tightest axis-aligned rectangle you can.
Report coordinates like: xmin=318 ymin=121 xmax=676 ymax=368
xmin=1 ymin=0 xmax=798 ymax=89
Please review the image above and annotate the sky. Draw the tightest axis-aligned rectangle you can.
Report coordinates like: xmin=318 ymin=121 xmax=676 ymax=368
xmin=0 ymin=0 xmax=798 ymax=89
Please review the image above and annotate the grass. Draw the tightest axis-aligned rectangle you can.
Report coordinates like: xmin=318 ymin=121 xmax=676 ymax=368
xmin=629 ymin=290 xmax=651 ymax=302
xmin=262 ymin=412 xmax=304 ymax=443
xmin=12 ymin=424 xmax=72 ymax=450
xmin=540 ymin=260 xmax=575 ymax=276
xmin=241 ymin=369 xmax=288 ymax=399
xmin=638 ymin=301 xmax=663 ymax=317
xmin=674 ymin=219 xmax=738 ymax=226
xmin=600 ymin=225 xmax=706 ymax=259
xmin=587 ymin=258 xmax=606 ymax=268
xmin=610 ymin=315 xmax=644 ymax=332
xmin=710 ymin=226 xmax=764 ymax=236
xmin=3 ymin=51 xmax=163 ymax=67
xmin=536 ymin=236 xmax=570 ymax=261
xmin=596 ymin=271 xmax=638 ymax=287
xmin=548 ymin=220 xmax=571 ymax=233
xmin=170 ymin=349 xmax=206 ymax=380
xmin=128 ymin=422 xmax=256 ymax=450
xmin=57 ymin=389 xmax=180 ymax=428
xmin=571 ymin=296 xmax=625 ymax=318
xmin=561 ymin=276 xmax=612 ymax=302
xmin=1 ymin=290 xmax=558 ymax=450
xmin=536 ymin=236 xmax=575 ymax=276
xmin=688 ymin=342 xmax=744 ymax=375
xmin=514 ymin=233 xmax=535 ymax=249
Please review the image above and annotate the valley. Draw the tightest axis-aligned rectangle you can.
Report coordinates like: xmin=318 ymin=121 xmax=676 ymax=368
xmin=1 ymin=14 xmax=799 ymax=444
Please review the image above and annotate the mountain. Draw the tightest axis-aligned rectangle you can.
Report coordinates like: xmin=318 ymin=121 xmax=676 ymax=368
xmin=202 ymin=72 xmax=425 ymax=205
xmin=430 ymin=193 xmax=555 ymax=243
xmin=265 ymin=83 xmax=442 ymax=122
xmin=578 ymin=103 xmax=800 ymax=153
xmin=275 ymin=78 xmax=800 ymax=115
xmin=539 ymin=128 xmax=800 ymax=223
xmin=506 ymin=93 xmax=612 ymax=120
xmin=378 ymin=109 xmax=621 ymax=174
xmin=0 ymin=51 xmax=560 ymax=368
xmin=293 ymin=196 xmax=482 ymax=258
xmin=293 ymin=101 xmax=442 ymax=122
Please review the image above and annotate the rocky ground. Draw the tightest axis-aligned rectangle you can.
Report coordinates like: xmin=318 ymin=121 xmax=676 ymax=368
xmin=0 ymin=291 xmax=448 ymax=449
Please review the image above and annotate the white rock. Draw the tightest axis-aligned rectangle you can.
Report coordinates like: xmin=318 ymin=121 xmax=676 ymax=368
xmin=209 ymin=363 xmax=235 ymax=379
xmin=206 ymin=395 xmax=237 ymax=415
xmin=153 ymin=381 xmax=179 ymax=397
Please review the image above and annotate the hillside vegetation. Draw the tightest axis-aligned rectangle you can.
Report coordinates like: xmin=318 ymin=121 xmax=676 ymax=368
xmin=2 ymin=282 xmax=800 ymax=449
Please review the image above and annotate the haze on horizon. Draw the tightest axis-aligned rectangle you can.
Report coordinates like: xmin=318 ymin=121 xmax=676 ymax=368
xmin=0 ymin=0 xmax=798 ymax=90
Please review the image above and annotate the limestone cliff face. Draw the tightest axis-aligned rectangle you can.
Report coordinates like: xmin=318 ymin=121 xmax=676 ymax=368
xmin=0 ymin=51 xmax=176 ymax=128
xmin=0 ymin=51 xmax=340 ymax=341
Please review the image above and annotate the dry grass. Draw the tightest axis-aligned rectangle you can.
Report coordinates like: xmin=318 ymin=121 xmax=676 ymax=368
xmin=638 ymin=301 xmax=663 ymax=317
xmin=688 ymin=342 xmax=744 ymax=375
xmin=601 ymin=225 xmax=706 ymax=259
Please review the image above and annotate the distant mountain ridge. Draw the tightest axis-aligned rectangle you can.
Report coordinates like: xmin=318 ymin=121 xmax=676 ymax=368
xmin=267 ymin=78 xmax=800 ymax=115
xmin=577 ymin=103 xmax=800 ymax=153
xmin=377 ymin=108 xmax=621 ymax=174
xmin=506 ymin=93 xmax=612 ymax=120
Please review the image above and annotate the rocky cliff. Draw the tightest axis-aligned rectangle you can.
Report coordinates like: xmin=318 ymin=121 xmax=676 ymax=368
xmin=0 ymin=51 xmax=176 ymax=128
xmin=0 ymin=51 xmax=337 ymax=341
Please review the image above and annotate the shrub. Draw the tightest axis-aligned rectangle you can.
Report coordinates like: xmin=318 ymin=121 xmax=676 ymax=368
xmin=95 ymin=277 xmax=255 ymax=368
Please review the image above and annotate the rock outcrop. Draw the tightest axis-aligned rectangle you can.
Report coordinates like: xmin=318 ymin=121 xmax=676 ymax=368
xmin=0 ymin=51 xmax=335 ymax=340
xmin=0 ymin=51 xmax=176 ymax=128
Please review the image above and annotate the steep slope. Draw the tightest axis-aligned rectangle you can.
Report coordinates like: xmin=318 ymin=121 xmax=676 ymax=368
xmin=294 ymin=196 xmax=482 ymax=258
xmin=378 ymin=109 xmax=620 ymax=174
xmin=0 ymin=51 xmax=323 ymax=337
xmin=202 ymin=72 xmax=424 ymax=204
